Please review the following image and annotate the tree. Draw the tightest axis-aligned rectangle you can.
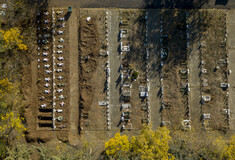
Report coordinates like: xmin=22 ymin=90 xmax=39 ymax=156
xmin=169 ymin=129 xmax=235 ymax=160
xmin=0 ymin=139 xmax=7 ymax=159
xmin=0 ymin=111 xmax=26 ymax=139
xmin=130 ymin=125 xmax=174 ymax=160
xmin=0 ymin=27 xmax=27 ymax=51
xmin=33 ymin=143 xmax=56 ymax=160
xmin=33 ymin=140 xmax=92 ymax=160
xmin=0 ymin=111 xmax=26 ymax=159
xmin=221 ymin=136 xmax=235 ymax=160
xmin=199 ymin=132 xmax=227 ymax=160
xmin=132 ymin=71 xmax=139 ymax=80
xmin=0 ymin=77 xmax=20 ymax=114
xmin=0 ymin=77 xmax=25 ymax=140
xmin=0 ymin=77 xmax=23 ymax=159
xmin=74 ymin=140 xmax=92 ymax=160
xmin=105 ymin=133 xmax=130 ymax=158
xmin=104 ymin=126 xmax=174 ymax=160
xmin=5 ymin=144 xmax=32 ymax=160
xmin=0 ymin=78 xmax=15 ymax=100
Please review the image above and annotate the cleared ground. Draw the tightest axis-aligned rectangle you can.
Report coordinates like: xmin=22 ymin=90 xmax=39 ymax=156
xmin=228 ymin=10 xmax=235 ymax=131
xmin=49 ymin=0 xmax=235 ymax=9
xmin=147 ymin=10 xmax=162 ymax=130
xmin=68 ymin=8 xmax=79 ymax=144
xmin=199 ymin=10 xmax=228 ymax=130
xmin=78 ymin=9 xmax=107 ymax=132
xmin=109 ymin=10 xmax=121 ymax=131
xmin=161 ymin=9 xmax=189 ymax=129
xmin=24 ymin=8 xmax=235 ymax=147
xmin=188 ymin=10 xmax=202 ymax=129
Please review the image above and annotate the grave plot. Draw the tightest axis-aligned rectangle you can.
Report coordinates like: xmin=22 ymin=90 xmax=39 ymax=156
xmin=119 ymin=10 xmax=148 ymax=130
xmin=79 ymin=9 xmax=107 ymax=131
xmin=35 ymin=8 xmax=71 ymax=131
xmin=36 ymin=9 xmax=54 ymax=130
xmin=52 ymin=9 xmax=70 ymax=130
xmin=199 ymin=10 xmax=229 ymax=130
xmin=160 ymin=10 xmax=190 ymax=129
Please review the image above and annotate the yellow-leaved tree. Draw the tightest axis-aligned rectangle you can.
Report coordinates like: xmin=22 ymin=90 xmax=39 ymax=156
xmin=0 ymin=78 xmax=15 ymax=99
xmin=0 ymin=78 xmax=25 ymax=139
xmin=0 ymin=111 xmax=26 ymax=138
xmin=170 ymin=128 xmax=235 ymax=159
xmin=0 ymin=78 xmax=20 ymax=110
xmin=105 ymin=125 xmax=174 ymax=159
xmin=0 ymin=27 xmax=27 ymax=51
xmin=221 ymin=136 xmax=235 ymax=160
xmin=105 ymin=133 xmax=130 ymax=158
xmin=131 ymin=125 xmax=174 ymax=160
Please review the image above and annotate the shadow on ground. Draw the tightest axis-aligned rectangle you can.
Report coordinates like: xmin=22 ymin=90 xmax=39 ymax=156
xmin=144 ymin=0 xmax=210 ymax=9
xmin=215 ymin=0 xmax=229 ymax=5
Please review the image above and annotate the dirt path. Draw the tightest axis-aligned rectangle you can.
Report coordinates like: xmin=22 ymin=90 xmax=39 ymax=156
xmin=68 ymin=8 xmax=80 ymax=145
xmin=188 ymin=11 xmax=201 ymax=130
xmin=29 ymin=59 xmax=38 ymax=131
xmin=109 ymin=10 xmax=122 ymax=130
xmin=49 ymin=0 xmax=235 ymax=9
xmin=49 ymin=0 xmax=145 ymax=8
xmin=228 ymin=10 xmax=235 ymax=131
xmin=147 ymin=10 xmax=162 ymax=129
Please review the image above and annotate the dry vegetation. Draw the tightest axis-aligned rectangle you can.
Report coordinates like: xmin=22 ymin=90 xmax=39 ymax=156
xmin=1 ymin=2 xmax=234 ymax=158
xmin=121 ymin=10 xmax=148 ymax=129
xmin=161 ymin=10 xmax=189 ymax=129
xmin=199 ymin=10 xmax=229 ymax=130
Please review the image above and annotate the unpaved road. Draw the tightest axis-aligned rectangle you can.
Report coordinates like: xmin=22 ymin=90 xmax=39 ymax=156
xmin=68 ymin=8 xmax=79 ymax=145
xmin=188 ymin=11 xmax=201 ymax=130
xmin=49 ymin=0 xmax=235 ymax=9
xmin=147 ymin=10 xmax=162 ymax=129
xmin=108 ymin=10 xmax=122 ymax=130
xmin=228 ymin=10 xmax=235 ymax=131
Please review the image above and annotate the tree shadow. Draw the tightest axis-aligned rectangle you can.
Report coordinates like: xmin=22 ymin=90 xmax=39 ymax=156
xmin=144 ymin=0 xmax=210 ymax=9
xmin=215 ymin=0 xmax=229 ymax=5
xmin=64 ymin=11 xmax=71 ymax=21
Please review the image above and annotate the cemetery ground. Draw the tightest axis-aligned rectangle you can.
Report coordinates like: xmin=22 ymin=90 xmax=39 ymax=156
xmin=21 ymin=6 xmax=235 ymax=157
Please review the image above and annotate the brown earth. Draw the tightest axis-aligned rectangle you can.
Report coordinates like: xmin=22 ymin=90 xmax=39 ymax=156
xmin=199 ymin=10 xmax=228 ymax=130
xmin=161 ymin=10 xmax=189 ymax=129
xmin=78 ymin=10 xmax=108 ymax=132
xmin=23 ymin=8 xmax=71 ymax=142
xmin=122 ymin=10 xmax=148 ymax=129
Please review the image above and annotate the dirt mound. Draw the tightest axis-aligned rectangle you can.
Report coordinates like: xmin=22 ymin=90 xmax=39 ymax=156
xmin=25 ymin=132 xmax=54 ymax=143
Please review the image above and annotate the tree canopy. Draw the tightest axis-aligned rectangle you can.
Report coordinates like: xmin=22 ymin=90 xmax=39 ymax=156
xmin=131 ymin=125 xmax=174 ymax=160
xmin=0 ymin=28 xmax=27 ymax=51
xmin=105 ymin=125 xmax=174 ymax=159
xmin=105 ymin=133 xmax=130 ymax=158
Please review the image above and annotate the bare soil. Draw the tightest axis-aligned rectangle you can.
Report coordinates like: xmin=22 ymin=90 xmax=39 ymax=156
xmin=78 ymin=9 xmax=107 ymax=131
xmin=199 ymin=10 xmax=229 ymax=130
xmin=22 ymin=8 xmax=232 ymax=152
xmin=53 ymin=9 xmax=70 ymax=131
xmin=24 ymin=8 xmax=71 ymax=142
xmin=120 ymin=10 xmax=148 ymax=129
xmin=161 ymin=10 xmax=189 ymax=129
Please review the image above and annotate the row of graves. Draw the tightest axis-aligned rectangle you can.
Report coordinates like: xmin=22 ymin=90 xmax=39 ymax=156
xmin=36 ymin=8 xmax=70 ymax=130
xmin=199 ymin=10 xmax=230 ymax=130
xmin=119 ymin=10 xmax=151 ymax=130
xmin=119 ymin=11 xmax=132 ymax=131
xmin=104 ymin=11 xmax=111 ymax=130
xmin=160 ymin=10 xmax=190 ymax=130
xmin=140 ymin=11 xmax=151 ymax=126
